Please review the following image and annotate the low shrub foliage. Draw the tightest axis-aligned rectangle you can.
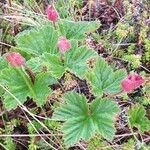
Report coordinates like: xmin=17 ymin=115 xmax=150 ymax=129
xmin=0 ymin=2 xmax=149 ymax=149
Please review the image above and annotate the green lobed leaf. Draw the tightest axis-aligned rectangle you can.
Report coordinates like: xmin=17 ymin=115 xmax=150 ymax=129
xmin=44 ymin=53 xmax=65 ymax=78
xmin=128 ymin=104 xmax=150 ymax=133
xmin=58 ymin=19 xmax=99 ymax=40
xmin=63 ymin=116 xmax=95 ymax=147
xmin=91 ymin=98 xmax=119 ymax=140
xmin=15 ymin=24 xmax=59 ymax=55
xmin=0 ymin=56 xmax=8 ymax=71
xmin=32 ymin=72 xmax=52 ymax=106
xmin=44 ymin=41 xmax=97 ymax=79
xmin=52 ymin=92 xmax=119 ymax=147
xmin=1 ymin=68 xmax=32 ymax=110
xmin=64 ymin=43 xmax=97 ymax=78
xmin=0 ymin=57 xmax=9 ymax=97
xmin=86 ymin=58 xmax=127 ymax=97
xmin=26 ymin=57 xmax=44 ymax=73
xmin=1 ymin=67 xmax=53 ymax=110
xmin=53 ymin=92 xmax=89 ymax=121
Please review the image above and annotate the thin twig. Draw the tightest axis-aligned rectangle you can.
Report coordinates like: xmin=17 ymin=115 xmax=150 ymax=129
xmin=8 ymin=0 xmax=12 ymax=7
xmin=0 ymin=134 xmax=63 ymax=137
xmin=114 ymin=132 xmax=138 ymax=138
xmin=23 ymin=111 xmax=58 ymax=150
xmin=0 ymin=41 xmax=15 ymax=48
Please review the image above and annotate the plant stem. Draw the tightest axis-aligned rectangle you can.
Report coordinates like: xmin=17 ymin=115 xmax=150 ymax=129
xmin=107 ymin=89 xmax=124 ymax=98
xmin=23 ymin=64 xmax=35 ymax=84
xmin=53 ymin=21 xmax=56 ymax=29
xmin=60 ymin=53 xmax=65 ymax=65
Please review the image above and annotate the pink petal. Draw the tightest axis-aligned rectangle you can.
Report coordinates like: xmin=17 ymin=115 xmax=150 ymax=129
xmin=58 ymin=37 xmax=71 ymax=54
xmin=121 ymin=73 xmax=145 ymax=92
xmin=46 ymin=5 xmax=59 ymax=22
xmin=6 ymin=52 xmax=25 ymax=67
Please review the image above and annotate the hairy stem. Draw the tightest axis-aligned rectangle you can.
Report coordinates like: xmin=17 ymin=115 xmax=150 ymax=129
xmin=23 ymin=64 xmax=35 ymax=84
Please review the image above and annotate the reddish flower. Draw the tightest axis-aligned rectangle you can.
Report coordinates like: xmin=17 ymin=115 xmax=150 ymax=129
xmin=46 ymin=5 xmax=59 ymax=22
xmin=6 ymin=52 xmax=25 ymax=67
xmin=58 ymin=37 xmax=71 ymax=54
xmin=121 ymin=73 xmax=145 ymax=92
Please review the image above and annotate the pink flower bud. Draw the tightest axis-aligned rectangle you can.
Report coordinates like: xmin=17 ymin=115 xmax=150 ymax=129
xmin=6 ymin=52 xmax=25 ymax=67
xmin=58 ymin=37 xmax=71 ymax=54
xmin=121 ymin=73 xmax=145 ymax=92
xmin=46 ymin=5 xmax=59 ymax=22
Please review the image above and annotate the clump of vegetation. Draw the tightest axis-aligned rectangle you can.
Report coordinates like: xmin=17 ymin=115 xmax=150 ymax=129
xmin=0 ymin=0 xmax=150 ymax=149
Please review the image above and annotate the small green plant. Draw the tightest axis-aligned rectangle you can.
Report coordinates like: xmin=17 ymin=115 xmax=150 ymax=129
xmin=2 ymin=121 xmax=17 ymax=150
xmin=53 ymin=92 xmax=119 ymax=147
xmin=128 ymin=104 xmax=150 ymax=133
xmin=123 ymin=54 xmax=141 ymax=69
xmin=121 ymin=139 xmax=135 ymax=150
xmin=115 ymin=22 xmax=134 ymax=40
xmin=0 ymin=19 xmax=99 ymax=109
xmin=87 ymin=135 xmax=108 ymax=150
xmin=144 ymin=39 xmax=150 ymax=62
